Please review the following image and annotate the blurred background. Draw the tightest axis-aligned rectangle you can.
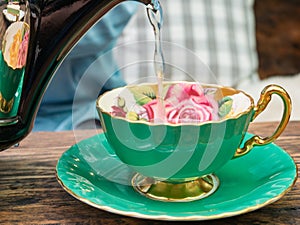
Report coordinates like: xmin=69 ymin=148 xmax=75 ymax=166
xmin=114 ymin=0 xmax=300 ymax=121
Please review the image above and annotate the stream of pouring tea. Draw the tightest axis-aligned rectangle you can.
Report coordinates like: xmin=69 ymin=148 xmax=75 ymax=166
xmin=147 ymin=4 xmax=166 ymax=122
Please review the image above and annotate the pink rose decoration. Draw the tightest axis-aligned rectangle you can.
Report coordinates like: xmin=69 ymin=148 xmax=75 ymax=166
xmin=17 ymin=31 xmax=29 ymax=68
xmin=111 ymin=106 xmax=126 ymax=117
xmin=143 ymin=83 xmax=218 ymax=123
xmin=142 ymin=100 xmax=158 ymax=121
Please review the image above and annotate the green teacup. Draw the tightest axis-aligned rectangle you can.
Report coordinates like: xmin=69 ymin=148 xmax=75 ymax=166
xmin=96 ymin=82 xmax=291 ymax=202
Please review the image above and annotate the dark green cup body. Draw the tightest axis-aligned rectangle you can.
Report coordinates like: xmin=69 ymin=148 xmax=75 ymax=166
xmin=99 ymin=109 xmax=254 ymax=180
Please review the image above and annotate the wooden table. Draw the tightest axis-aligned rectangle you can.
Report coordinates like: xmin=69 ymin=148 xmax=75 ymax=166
xmin=0 ymin=122 xmax=299 ymax=224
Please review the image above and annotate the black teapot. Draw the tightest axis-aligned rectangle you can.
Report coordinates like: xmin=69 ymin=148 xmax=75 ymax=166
xmin=0 ymin=0 xmax=159 ymax=150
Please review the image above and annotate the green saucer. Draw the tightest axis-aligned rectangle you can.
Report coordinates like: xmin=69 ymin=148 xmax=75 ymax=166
xmin=56 ymin=133 xmax=297 ymax=221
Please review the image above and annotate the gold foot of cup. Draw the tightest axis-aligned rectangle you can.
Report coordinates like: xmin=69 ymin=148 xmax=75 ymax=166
xmin=132 ymin=173 xmax=219 ymax=202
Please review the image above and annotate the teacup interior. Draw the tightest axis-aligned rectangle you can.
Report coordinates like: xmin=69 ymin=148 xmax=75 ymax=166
xmin=97 ymin=82 xmax=253 ymax=123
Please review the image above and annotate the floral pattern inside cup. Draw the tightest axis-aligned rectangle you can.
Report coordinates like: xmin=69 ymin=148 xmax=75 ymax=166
xmin=110 ymin=83 xmax=251 ymax=124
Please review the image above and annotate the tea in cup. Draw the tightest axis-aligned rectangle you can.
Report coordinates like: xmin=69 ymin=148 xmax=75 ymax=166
xmin=96 ymin=82 xmax=291 ymax=202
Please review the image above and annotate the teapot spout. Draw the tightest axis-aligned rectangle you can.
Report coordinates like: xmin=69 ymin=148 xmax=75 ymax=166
xmin=0 ymin=0 xmax=159 ymax=151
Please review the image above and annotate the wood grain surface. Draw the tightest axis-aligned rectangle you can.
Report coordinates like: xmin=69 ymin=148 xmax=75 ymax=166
xmin=0 ymin=122 xmax=299 ymax=225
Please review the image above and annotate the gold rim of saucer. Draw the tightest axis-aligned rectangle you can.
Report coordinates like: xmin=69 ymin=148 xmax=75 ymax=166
xmin=131 ymin=173 xmax=220 ymax=202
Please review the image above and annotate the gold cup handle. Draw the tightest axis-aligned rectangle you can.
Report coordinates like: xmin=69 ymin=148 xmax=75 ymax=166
xmin=235 ymin=84 xmax=292 ymax=158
